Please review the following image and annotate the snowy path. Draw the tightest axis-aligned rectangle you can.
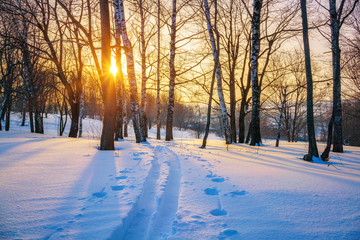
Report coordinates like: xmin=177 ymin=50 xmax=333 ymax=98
xmin=110 ymin=145 xmax=182 ymax=240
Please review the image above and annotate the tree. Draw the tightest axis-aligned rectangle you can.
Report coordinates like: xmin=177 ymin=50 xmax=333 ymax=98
xmin=217 ymin=0 xmax=242 ymax=143
xmin=300 ymin=0 xmax=319 ymax=160
xmin=249 ymin=0 xmax=263 ymax=146
xmin=201 ymin=68 xmax=216 ymax=148
xmin=113 ymin=0 xmax=125 ymax=140
xmin=165 ymin=0 xmax=177 ymax=141
xmin=99 ymin=0 xmax=116 ymax=150
xmin=321 ymin=0 xmax=359 ymax=160
xmin=115 ymin=0 xmax=144 ymax=143
xmin=156 ymin=0 xmax=162 ymax=140
xmin=202 ymin=0 xmax=232 ymax=144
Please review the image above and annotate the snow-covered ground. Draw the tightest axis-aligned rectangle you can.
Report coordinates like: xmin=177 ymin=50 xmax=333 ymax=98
xmin=0 ymin=113 xmax=359 ymax=239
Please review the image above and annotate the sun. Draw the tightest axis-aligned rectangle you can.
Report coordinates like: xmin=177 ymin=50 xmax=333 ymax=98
xmin=110 ymin=64 xmax=117 ymax=77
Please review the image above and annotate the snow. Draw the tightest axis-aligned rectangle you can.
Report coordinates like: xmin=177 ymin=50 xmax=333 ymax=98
xmin=0 ymin=113 xmax=360 ymax=239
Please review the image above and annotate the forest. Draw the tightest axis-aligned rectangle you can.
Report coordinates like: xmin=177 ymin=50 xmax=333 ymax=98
xmin=0 ymin=0 xmax=359 ymax=157
xmin=1 ymin=1 xmax=360 ymax=239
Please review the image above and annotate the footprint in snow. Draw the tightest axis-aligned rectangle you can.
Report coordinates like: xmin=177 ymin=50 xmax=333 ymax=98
xmin=218 ymin=229 xmax=238 ymax=239
xmin=210 ymin=209 xmax=227 ymax=216
xmin=229 ymin=190 xmax=247 ymax=196
xmin=115 ymin=175 xmax=128 ymax=180
xmin=206 ymin=171 xmax=217 ymax=178
xmin=204 ymin=188 xmax=219 ymax=195
xmin=92 ymin=188 xmax=107 ymax=198
xmin=212 ymin=177 xmax=225 ymax=183
xmin=111 ymin=185 xmax=125 ymax=191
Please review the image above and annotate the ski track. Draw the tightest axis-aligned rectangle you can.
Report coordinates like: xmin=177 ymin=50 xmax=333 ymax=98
xmin=110 ymin=144 xmax=181 ymax=240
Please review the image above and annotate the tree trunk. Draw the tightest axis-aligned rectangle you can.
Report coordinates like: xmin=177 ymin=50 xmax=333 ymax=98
xmin=78 ymin=95 xmax=84 ymax=138
xmin=201 ymin=68 xmax=216 ymax=148
xmin=230 ymin=76 xmax=236 ymax=143
xmin=238 ymin=95 xmax=247 ymax=143
xmin=300 ymin=0 xmax=319 ymax=160
xmin=291 ymin=99 xmax=298 ymax=143
xmin=329 ymin=0 xmax=343 ymax=153
xmin=116 ymin=0 xmax=143 ymax=143
xmin=139 ymin=0 xmax=148 ymax=140
xmin=34 ymin=107 xmax=43 ymax=134
xmin=203 ymin=0 xmax=232 ymax=144
xmin=275 ymin=89 xmax=287 ymax=147
xmin=0 ymin=96 xmax=7 ymax=131
xmin=115 ymin=79 xmax=124 ymax=140
xmin=69 ymin=101 xmax=80 ymax=138
xmin=124 ymin=118 xmax=128 ymax=137
xmin=156 ymin=0 xmax=161 ymax=140
xmin=114 ymin=0 xmax=124 ymax=141
xmin=321 ymin=114 xmax=334 ymax=161
xmin=5 ymin=96 xmax=11 ymax=131
xmin=31 ymin=97 xmax=44 ymax=134
xmin=249 ymin=0 xmax=263 ymax=146
xmin=29 ymin=101 xmax=34 ymax=133
xmin=21 ymin=99 xmax=26 ymax=126
xmin=245 ymin=120 xmax=251 ymax=144
xmin=165 ymin=0 xmax=177 ymax=141
xmin=100 ymin=0 xmax=116 ymax=150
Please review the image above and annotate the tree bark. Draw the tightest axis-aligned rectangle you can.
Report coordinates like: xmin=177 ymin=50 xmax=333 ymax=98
xmin=329 ymin=0 xmax=343 ymax=152
xmin=249 ymin=0 xmax=263 ymax=146
xmin=156 ymin=0 xmax=161 ymax=140
xmin=78 ymin=94 xmax=84 ymax=138
xmin=100 ymin=0 xmax=116 ymax=150
xmin=230 ymin=75 xmax=236 ymax=143
xmin=113 ymin=0 xmax=124 ymax=141
xmin=5 ymin=96 xmax=11 ymax=131
xmin=238 ymin=66 xmax=251 ymax=143
xmin=21 ymin=99 xmax=26 ymax=126
xmin=275 ymin=88 xmax=286 ymax=147
xmin=203 ymin=0 xmax=232 ymax=144
xmin=321 ymin=114 xmax=334 ymax=161
xmin=69 ymin=101 xmax=80 ymax=138
xmin=29 ymin=100 xmax=34 ymax=133
xmin=300 ymin=0 xmax=319 ymax=160
xmin=116 ymin=0 xmax=143 ymax=143
xmin=201 ymin=68 xmax=216 ymax=148
xmin=165 ymin=0 xmax=177 ymax=141
xmin=0 ymin=95 xmax=7 ymax=131
xmin=139 ymin=0 xmax=148 ymax=140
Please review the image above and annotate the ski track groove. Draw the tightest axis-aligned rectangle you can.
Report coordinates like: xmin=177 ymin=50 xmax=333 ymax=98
xmin=109 ymin=144 xmax=181 ymax=240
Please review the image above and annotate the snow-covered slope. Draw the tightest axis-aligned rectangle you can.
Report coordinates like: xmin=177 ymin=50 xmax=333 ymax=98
xmin=0 ymin=114 xmax=359 ymax=239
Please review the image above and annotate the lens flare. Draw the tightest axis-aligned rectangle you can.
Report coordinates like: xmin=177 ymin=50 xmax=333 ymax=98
xmin=110 ymin=65 xmax=117 ymax=77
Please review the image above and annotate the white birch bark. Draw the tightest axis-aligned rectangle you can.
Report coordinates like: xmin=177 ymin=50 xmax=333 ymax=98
xmin=156 ymin=0 xmax=161 ymax=140
xmin=165 ymin=0 xmax=177 ymax=141
xmin=203 ymin=0 xmax=232 ymax=144
xmin=249 ymin=0 xmax=262 ymax=146
xmin=139 ymin=0 xmax=148 ymax=140
xmin=115 ymin=0 xmax=143 ymax=143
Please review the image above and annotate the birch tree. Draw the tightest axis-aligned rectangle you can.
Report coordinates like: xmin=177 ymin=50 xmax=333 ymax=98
xmin=115 ymin=0 xmax=144 ymax=143
xmin=156 ymin=0 xmax=162 ymax=140
xmin=249 ymin=0 xmax=263 ymax=146
xmin=202 ymin=0 xmax=232 ymax=144
xmin=165 ymin=0 xmax=177 ymax=141
xmin=113 ymin=0 xmax=124 ymax=140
